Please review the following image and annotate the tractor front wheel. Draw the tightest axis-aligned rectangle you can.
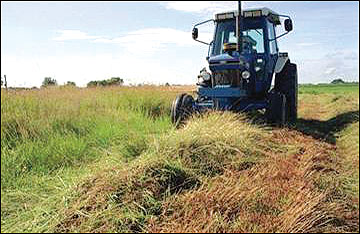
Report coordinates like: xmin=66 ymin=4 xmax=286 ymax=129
xmin=265 ymin=91 xmax=287 ymax=127
xmin=171 ymin=93 xmax=194 ymax=126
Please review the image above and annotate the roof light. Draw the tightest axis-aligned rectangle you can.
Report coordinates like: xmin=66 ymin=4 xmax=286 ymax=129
xmin=215 ymin=12 xmax=235 ymax=20
xmin=244 ymin=10 xmax=262 ymax=18
xmin=253 ymin=10 xmax=262 ymax=17
xmin=244 ymin=11 xmax=252 ymax=17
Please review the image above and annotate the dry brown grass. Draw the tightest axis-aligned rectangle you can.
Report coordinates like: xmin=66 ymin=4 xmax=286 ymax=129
xmin=148 ymin=128 xmax=358 ymax=233
xmin=55 ymin=112 xmax=358 ymax=233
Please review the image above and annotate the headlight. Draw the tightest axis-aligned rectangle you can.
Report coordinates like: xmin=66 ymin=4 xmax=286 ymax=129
xmin=200 ymin=70 xmax=211 ymax=81
xmin=242 ymin=70 xmax=251 ymax=79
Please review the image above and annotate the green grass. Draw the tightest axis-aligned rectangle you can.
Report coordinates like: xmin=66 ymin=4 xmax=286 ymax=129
xmin=1 ymin=87 xmax=173 ymax=189
xmin=1 ymin=86 xmax=177 ymax=232
xmin=1 ymin=84 xmax=359 ymax=233
xmin=337 ymin=122 xmax=359 ymax=199
xmin=299 ymin=83 xmax=359 ymax=95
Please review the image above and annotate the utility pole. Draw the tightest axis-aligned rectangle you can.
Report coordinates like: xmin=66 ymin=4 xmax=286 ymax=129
xmin=4 ymin=75 xmax=8 ymax=90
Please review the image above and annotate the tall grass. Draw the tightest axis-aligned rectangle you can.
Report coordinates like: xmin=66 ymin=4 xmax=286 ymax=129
xmin=1 ymin=86 xmax=178 ymax=232
xmin=1 ymin=87 xmax=176 ymax=189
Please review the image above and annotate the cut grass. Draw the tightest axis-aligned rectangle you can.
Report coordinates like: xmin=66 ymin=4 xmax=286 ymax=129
xmin=337 ymin=122 xmax=359 ymax=200
xmin=53 ymin=112 xmax=275 ymax=232
xmin=149 ymin=127 xmax=357 ymax=233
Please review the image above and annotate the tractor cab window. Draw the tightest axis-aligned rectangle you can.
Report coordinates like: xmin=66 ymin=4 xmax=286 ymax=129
xmin=212 ymin=20 xmax=265 ymax=56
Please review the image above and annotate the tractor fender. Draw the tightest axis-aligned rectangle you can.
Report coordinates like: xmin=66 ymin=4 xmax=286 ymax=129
xmin=274 ymin=52 xmax=289 ymax=73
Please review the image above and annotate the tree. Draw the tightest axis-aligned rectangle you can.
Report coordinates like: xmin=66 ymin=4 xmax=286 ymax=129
xmin=331 ymin=78 xmax=345 ymax=84
xmin=108 ymin=77 xmax=124 ymax=86
xmin=42 ymin=77 xmax=57 ymax=87
xmin=87 ymin=81 xmax=98 ymax=87
xmin=65 ymin=81 xmax=76 ymax=87
xmin=87 ymin=77 xmax=124 ymax=88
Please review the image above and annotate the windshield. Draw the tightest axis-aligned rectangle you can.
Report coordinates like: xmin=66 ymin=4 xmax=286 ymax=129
xmin=211 ymin=20 xmax=265 ymax=56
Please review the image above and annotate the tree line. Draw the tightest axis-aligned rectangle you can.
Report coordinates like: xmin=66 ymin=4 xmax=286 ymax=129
xmin=40 ymin=77 xmax=124 ymax=88
xmin=2 ymin=76 xmax=358 ymax=89
xmin=86 ymin=77 xmax=124 ymax=87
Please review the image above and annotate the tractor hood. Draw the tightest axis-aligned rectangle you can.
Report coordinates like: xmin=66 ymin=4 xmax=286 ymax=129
xmin=208 ymin=52 xmax=253 ymax=72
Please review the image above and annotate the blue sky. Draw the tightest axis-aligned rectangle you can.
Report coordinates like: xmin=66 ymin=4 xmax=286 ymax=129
xmin=1 ymin=1 xmax=359 ymax=87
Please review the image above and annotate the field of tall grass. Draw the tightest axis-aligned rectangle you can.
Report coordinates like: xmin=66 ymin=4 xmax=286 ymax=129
xmin=1 ymin=84 xmax=359 ymax=233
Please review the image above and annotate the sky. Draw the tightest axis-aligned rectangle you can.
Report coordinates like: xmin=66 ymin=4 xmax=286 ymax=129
xmin=1 ymin=1 xmax=359 ymax=87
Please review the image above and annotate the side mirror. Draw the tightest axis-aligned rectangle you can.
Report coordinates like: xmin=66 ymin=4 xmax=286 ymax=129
xmin=284 ymin=19 xmax=293 ymax=32
xmin=192 ymin=28 xmax=198 ymax=40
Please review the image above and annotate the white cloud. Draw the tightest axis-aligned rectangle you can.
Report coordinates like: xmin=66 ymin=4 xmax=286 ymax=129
xmin=297 ymin=50 xmax=359 ymax=83
xmin=53 ymin=30 xmax=102 ymax=41
xmin=163 ymin=1 xmax=236 ymax=15
xmin=162 ymin=1 xmax=283 ymax=16
xmin=324 ymin=67 xmax=336 ymax=75
xmin=53 ymin=27 xmax=213 ymax=56
xmin=93 ymin=28 xmax=213 ymax=55
xmin=297 ymin=42 xmax=320 ymax=47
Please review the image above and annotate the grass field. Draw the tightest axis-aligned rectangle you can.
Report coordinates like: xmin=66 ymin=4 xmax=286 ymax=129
xmin=1 ymin=84 xmax=359 ymax=233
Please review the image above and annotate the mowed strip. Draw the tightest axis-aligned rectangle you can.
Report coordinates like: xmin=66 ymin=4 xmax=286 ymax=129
xmin=148 ymin=128 xmax=358 ymax=233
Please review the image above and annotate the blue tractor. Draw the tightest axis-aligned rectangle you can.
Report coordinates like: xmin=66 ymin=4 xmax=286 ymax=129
xmin=171 ymin=2 xmax=297 ymax=126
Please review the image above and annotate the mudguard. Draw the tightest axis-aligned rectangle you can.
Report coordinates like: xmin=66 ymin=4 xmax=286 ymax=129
xmin=274 ymin=52 xmax=289 ymax=73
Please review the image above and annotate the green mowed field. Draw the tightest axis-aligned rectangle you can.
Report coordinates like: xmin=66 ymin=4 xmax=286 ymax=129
xmin=1 ymin=84 xmax=359 ymax=233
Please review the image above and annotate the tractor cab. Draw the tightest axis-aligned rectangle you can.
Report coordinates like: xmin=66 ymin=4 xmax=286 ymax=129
xmin=172 ymin=5 xmax=298 ymax=127
xmin=209 ymin=8 xmax=282 ymax=92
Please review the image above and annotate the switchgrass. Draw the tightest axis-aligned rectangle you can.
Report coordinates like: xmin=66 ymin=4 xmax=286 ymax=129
xmin=1 ymin=84 xmax=359 ymax=233
xmin=1 ymin=87 xmax=174 ymax=188
xmin=1 ymin=86 xmax=176 ymax=232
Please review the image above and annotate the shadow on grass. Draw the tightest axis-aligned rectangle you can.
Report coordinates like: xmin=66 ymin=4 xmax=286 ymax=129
xmin=293 ymin=110 xmax=359 ymax=144
xmin=246 ymin=110 xmax=359 ymax=144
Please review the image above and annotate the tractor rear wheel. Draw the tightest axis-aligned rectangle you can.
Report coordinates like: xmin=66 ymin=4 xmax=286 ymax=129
xmin=274 ymin=61 xmax=298 ymax=124
xmin=171 ymin=93 xmax=194 ymax=126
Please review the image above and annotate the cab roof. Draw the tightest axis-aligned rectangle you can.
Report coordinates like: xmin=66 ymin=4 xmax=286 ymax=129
xmin=215 ymin=7 xmax=281 ymax=25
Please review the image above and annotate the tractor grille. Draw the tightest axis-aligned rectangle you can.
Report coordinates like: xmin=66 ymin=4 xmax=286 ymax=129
xmin=213 ymin=69 xmax=242 ymax=87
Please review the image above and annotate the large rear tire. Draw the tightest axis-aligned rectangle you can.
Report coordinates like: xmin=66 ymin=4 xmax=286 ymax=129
xmin=274 ymin=61 xmax=298 ymax=124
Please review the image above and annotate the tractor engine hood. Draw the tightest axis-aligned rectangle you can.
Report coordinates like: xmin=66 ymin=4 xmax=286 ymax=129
xmin=208 ymin=53 xmax=253 ymax=72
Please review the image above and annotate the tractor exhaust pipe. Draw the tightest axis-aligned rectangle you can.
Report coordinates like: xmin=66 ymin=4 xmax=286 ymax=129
xmin=237 ymin=0 xmax=242 ymax=53
xmin=237 ymin=1 xmax=243 ymax=89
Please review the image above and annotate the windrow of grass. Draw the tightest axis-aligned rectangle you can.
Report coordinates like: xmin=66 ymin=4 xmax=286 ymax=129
xmin=51 ymin=112 xmax=278 ymax=232
xmin=149 ymin=127 xmax=359 ymax=233
xmin=337 ymin=122 xmax=359 ymax=200
xmin=43 ymin=112 xmax=356 ymax=233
